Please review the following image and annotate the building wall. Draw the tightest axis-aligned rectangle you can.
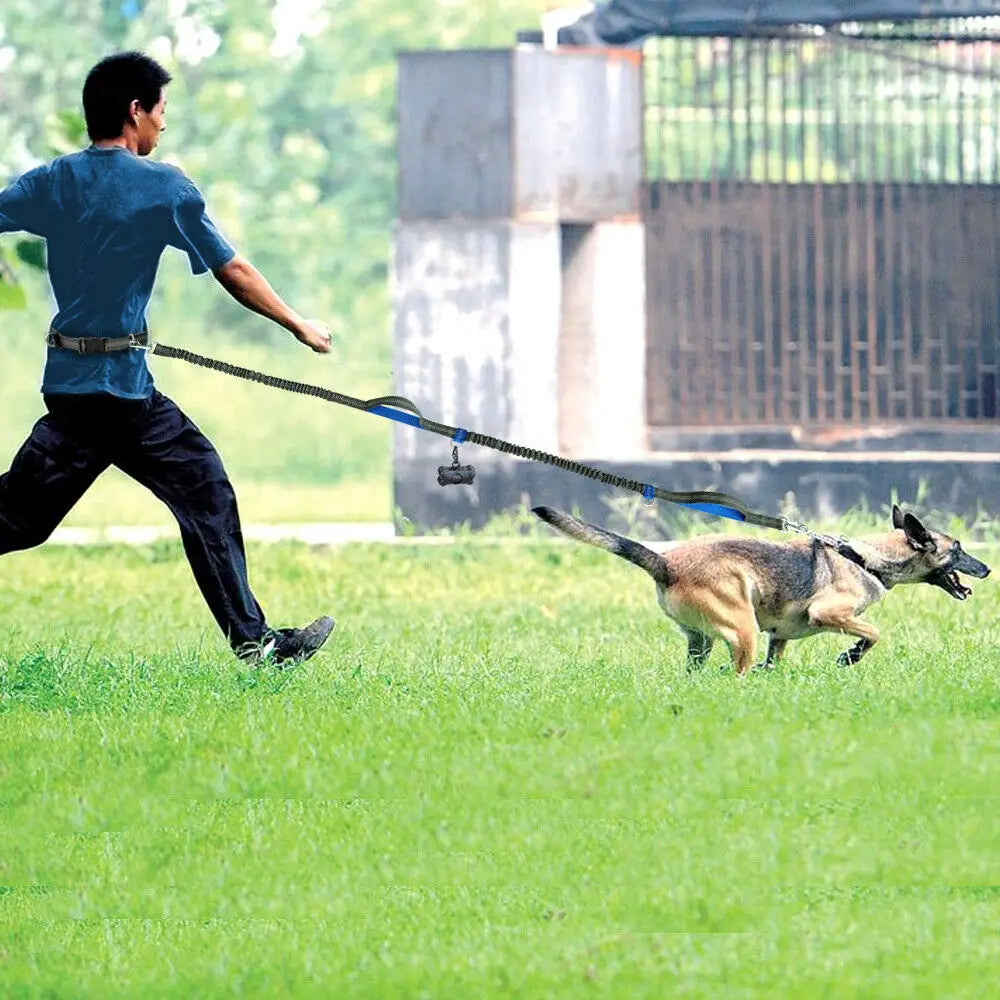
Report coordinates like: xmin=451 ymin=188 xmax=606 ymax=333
xmin=393 ymin=46 xmax=1000 ymax=529
xmin=393 ymin=47 xmax=646 ymax=525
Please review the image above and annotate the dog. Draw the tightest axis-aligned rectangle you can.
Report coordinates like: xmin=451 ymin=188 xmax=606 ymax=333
xmin=532 ymin=504 xmax=990 ymax=674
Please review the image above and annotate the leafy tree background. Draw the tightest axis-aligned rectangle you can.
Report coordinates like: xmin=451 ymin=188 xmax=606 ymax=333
xmin=0 ymin=0 xmax=548 ymax=509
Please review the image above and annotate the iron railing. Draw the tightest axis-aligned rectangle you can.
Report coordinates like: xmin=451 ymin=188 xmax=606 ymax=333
xmin=643 ymin=19 xmax=1000 ymax=428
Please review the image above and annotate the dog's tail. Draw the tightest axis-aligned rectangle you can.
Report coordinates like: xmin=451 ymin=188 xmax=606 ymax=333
xmin=532 ymin=506 xmax=672 ymax=585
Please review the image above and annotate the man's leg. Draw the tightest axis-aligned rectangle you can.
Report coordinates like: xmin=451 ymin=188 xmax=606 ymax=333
xmin=110 ymin=390 xmax=269 ymax=651
xmin=0 ymin=401 xmax=110 ymax=553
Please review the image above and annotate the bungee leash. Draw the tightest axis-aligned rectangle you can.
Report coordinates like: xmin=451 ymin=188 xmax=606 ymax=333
xmin=137 ymin=340 xmax=866 ymax=563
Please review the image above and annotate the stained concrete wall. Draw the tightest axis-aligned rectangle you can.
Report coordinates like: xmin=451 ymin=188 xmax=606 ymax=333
xmin=396 ymin=47 xmax=643 ymax=224
xmin=394 ymin=451 xmax=1000 ymax=532
xmin=393 ymin=46 xmax=646 ymax=526
xmin=559 ymin=221 xmax=646 ymax=456
xmin=392 ymin=220 xmax=562 ymax=464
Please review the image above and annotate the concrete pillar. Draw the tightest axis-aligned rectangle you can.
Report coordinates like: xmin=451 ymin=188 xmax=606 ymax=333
xmin=393 ymin=46 xmax=646 ymax=526
xmin=392 ymin=220 xmax=561 ymax=463
xmin=559 ymin=221 xmax=646 ymax=457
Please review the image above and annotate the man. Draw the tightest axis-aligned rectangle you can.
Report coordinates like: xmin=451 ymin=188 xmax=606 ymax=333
xmin=0 ymin=50 xmax=335 ymax=666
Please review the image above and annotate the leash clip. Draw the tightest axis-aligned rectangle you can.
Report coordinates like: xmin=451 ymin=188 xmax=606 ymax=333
xmin=783 ymin=517 xmax=855 ymax=553
xmin=128 ymin=333 xmax=150 ymax=352
xmin=781 ymin=518 xmax=810 ymax=537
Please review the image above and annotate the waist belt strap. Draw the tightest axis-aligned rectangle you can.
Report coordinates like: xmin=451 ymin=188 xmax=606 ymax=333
xmin=47 ymin=329 xmax=148 ymax=354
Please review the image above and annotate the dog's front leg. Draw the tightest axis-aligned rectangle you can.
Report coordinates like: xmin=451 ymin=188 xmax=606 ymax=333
xmin=756 ymin=635 xmax=787 ymax=671
xmin=718 ymin=624 xmax=757 ymax=676
xmin=806 ymin=600 xmax=880 ymax=667
xmin=836 ymin=637 xmax=875 ymax=667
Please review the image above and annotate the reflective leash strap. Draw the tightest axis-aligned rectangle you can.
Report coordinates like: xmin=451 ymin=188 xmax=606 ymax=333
xmin=144 ymin=340 xmax=844 ymax=538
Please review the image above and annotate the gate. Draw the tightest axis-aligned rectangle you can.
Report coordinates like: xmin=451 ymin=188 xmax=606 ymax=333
xmin=643 ymin=20 xmax=1000 ymax=429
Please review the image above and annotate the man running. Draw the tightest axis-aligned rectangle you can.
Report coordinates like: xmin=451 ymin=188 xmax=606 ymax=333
xmin=0 ymin=50 xmax=334 ymax=666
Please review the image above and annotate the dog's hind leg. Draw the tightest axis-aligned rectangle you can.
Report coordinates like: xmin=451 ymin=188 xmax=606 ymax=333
xmin=806 ymin=600 xmax=880 ymax=667
xmin=682 ymin=628 xmax=714 ymax=672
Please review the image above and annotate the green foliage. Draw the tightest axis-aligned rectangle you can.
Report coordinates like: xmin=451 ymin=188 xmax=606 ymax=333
xmin=0 ymin=0 xmax=550 ymax=416
xmin=0 ymin=261 xmax=27 ymax=309
xmin=43 ymin=108 xmax=89 ymax=156
xmin=13 ymin=236 xmax=44 ymax=269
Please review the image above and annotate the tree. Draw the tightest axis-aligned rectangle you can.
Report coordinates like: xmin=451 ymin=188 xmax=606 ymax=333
xmin=0 ymin=0 xmax=550 ymax=371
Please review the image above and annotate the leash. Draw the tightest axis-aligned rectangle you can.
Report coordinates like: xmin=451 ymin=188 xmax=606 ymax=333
xmin=135 ymin=339 xmax=865 ymax=559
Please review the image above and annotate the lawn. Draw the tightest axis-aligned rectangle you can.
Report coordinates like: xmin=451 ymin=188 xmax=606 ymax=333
xmin=2 ymin=535 xmax=1000 ymax=998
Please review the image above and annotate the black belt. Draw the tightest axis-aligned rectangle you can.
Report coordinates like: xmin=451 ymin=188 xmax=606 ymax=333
xmin=47 ymin=330 xmax=148 ymax=354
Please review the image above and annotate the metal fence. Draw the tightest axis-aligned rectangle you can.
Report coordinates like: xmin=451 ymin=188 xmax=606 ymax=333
xmin=643 ymin=19 xmax=1000 ymax=429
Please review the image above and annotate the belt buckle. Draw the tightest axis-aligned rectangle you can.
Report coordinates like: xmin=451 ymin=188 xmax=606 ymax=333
xmin=80 ymin=337 xmax=107 ymax=355
xmin=46 ymin=332 xmax=56 ymax=348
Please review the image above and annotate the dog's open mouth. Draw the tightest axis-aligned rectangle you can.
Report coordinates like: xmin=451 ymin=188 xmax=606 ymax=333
xmin=930 ymin=569 xmax=973 ymax=600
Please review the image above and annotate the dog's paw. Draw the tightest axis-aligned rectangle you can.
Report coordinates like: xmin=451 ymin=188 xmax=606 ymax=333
xmin=752 ymin=660 xmax=776 ymax=672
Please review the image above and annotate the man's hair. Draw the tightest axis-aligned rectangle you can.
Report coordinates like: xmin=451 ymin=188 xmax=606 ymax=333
xmin=82 ymin=50 xmax=172 ymax=142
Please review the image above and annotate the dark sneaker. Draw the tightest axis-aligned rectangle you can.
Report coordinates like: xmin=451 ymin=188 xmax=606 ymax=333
xmin=271 ymin=615 xmax=336 ymax=666
xmin=236 ymin=615 xmax=335 ymax=668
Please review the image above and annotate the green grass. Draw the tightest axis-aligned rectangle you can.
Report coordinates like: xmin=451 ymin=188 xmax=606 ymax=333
xmin=56 ymin=470 xmax=392 ymax=527
xmin=2 ymin=536 xmax=1000 ymax=998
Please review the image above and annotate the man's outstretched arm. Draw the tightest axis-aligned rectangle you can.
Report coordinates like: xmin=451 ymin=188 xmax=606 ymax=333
xmin=213 ymin=253 xmax=331 ymax=353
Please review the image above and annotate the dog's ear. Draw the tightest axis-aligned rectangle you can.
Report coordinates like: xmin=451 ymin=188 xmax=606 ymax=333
xmin=902 ymin=511 xmax=935 ymax=552
xmin=891 ymin=504 xmax=905 ymax=530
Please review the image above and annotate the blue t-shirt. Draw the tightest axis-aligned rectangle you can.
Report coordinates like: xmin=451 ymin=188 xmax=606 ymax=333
xmin=0 ymin=145 xmax=235 ymax=398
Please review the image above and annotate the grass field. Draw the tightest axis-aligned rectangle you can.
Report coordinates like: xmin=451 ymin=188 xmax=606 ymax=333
xmin=2 ymin=531 xmax=1000 ymax=998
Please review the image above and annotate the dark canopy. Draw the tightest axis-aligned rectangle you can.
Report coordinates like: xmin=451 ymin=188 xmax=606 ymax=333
xmin=558 ymin=1 xmax=1000 ymax=44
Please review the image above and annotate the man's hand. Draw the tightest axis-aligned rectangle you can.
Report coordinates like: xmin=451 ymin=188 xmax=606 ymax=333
xmin=294 ymin=318 xmax=332 ymax=354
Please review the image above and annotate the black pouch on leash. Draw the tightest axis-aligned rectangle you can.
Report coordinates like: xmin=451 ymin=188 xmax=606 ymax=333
xmin=438 ymin=444 xmax=475 ymax=486
xmin=438 ymin=463 xmax=475 ymax=486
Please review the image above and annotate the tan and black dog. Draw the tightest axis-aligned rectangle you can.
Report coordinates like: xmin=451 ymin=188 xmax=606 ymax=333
xmin=533 ymin=504 xmax=990 ymax=674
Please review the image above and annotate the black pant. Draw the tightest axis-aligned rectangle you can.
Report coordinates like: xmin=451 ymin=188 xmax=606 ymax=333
xmin=0 ymin=389 xmax=267 ymax=649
